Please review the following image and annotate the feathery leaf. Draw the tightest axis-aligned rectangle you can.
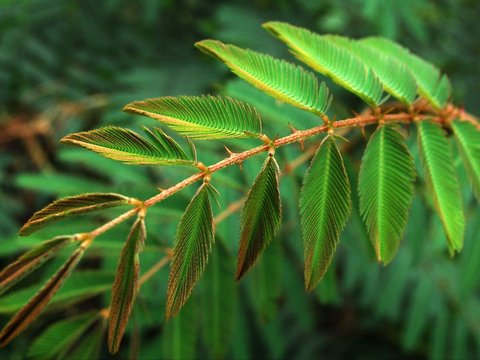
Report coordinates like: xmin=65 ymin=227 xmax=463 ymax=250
xmin=195 ymin=39 xmax=331 ymax=116
xmin=358 ymin=126 xmax=416 ymax=264
xmin=360 ymin=37 xmax=451 ymax=108
xmin=237 ymin=155 xmax=281 ymax=280
xmin=328 ymin=37 xmax=417 ymax=104
xmin=263 ymin=21 xmax=383 ymax=106
xmin=61 ymin=126 xmax=194 ymax=166
xmin=27 ymin=312 xmax=97 ymax=360
xmin=0 ymin=246 xmax=84 ymax=346
xmin=0 ymin=236 xmax=74 ymax=296
xmin=123 ymin=96 xmax=262 ymax=139
xmin=417 ymin=121 xmax=465 ymax=253
xmin=451 ymin=120 xmax=480 ymax=201
xmin=108 ymin=217 xmax=146 ymax=354
xmin=166 ymin=183 xmax=215 ymax=319
xmin=20 ymin=193 xmax=132 ymax=236
xmin=300 ymin=137 xmax=351 ymax=291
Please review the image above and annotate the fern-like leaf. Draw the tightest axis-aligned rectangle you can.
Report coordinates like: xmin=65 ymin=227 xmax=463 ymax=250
xmin=123 ymin=96 xmax=262 ymax=139
xmin=329 ymin=37 xmax=417 ymax=104
xmin=358 ymin=126 xmax=416 ymax=264
xmin=451 ymin=120 xmax=480 ymax=201
xmin=417 ymin=121 xmax=465 ymax=253
xmin=263 ymin=22 xmax=383 ymax=106
xmin=27 ymin=312 xmax=97 ymax=359
xmin=0 ymin=236 xmax=74 ymax=296
xmin=0 ymin=247 xmax=84 ymax=346
xmin=108 ymin=217 xmax=146 ymax=354
xmin=195 ymin=39 xmax=331 ymax=116
xmin=360 ymin=37 xmax=451 ymax=109
xmin=20 ymin=193 xmax=132 ymax=236
xmin=61 ymin=127 xmax=194 ymax=166
xmin=166 ymin=183 xmax=215 ymax=319
xmin=300 ymin=137 xmax=351 ymax=291
xmin=236 ymin=155 xmax=281 ymax=280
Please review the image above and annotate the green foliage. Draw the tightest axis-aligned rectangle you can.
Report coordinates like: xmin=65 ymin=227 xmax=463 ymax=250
xmin=417 ymin=121 xmax=465 ymax=253
xmin=61 ymin=127 xmax=195 ymax=166
xmin=358 ymin=126 xmax=415 ymax=263
xmin=123 ymin=96 xmax=262 ymax=140
xmin=452 ymin=120 xmax=480 ymax=200
xmin=20 ymin=193 xmax=132 ymax=236
xmin=195 ymin=39 xmax=331 ymax=116
xmin=237 ymin=156 xmax=281 ymax=280
xmin=108 ymin=217 xmax=146 ymax=354
xmin=166 ymin=183 xmax=216 ymax=319
xmin=263 ymin=22 xmax=384 ymax=106
xmin=300 ymin=136 xmax=351 ymax=290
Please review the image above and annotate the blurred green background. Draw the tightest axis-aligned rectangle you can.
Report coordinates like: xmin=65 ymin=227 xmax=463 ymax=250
xmin=0 ymin=0 xmax=479 ymax=359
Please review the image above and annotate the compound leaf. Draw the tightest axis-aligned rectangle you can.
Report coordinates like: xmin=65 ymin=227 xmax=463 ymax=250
xmin=0 ymin=247 xmax=84 ymax=346
xmin=166 ymin=183 xmax=215 ymax=319
xmin=0 ymin=236 xmax=74 ymax=296
xmin=108 ymin=217 xmax=146 ymax=354
xmin=236 ymin=156 xmax=281 ymax=280
xmin=451 ymin=120 xmax=480 ymax=201
xmin=358 ymin=126 xmax=415 ymax=264
xmin=360 ymin=37 xmax=451 ymax=108
xmin=263 ymin=22 xmax=383 ymax=106
xmin=196 ymin=39 xmax=331 ymax=116
xmin=20 ymin=193 xmax=132 ymax=236
xmin=27 ymin=312 xmax=97 ymax=360
xmin=61 ymin=126 xmax=194 ymax=166
xmin=300 ymin=137 xmax=351 ymax=291
xmin=417 ymin=121 xmax=465 ymax=253
xmin=123 ymin=96 xmax=262 ymax=139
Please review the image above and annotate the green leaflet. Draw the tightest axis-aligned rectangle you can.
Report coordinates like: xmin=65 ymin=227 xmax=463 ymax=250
xmin=358 ymin=126 xmax=416 ymax=264
xmin=451 ymin=120 xmax=480 ymax=201
xmin=20 ymin=193 xmax=132 ymax=236
xmin=300 ymin=137 xmax=351 ymax=291
xmin=0 ymin=247 xmax=84 ymax=346
xmin=108 ymin=217 xmax=146 ymax=354
xmin=360 ymin=37 xmax=451 ymax=109
xmin=195 ymin=39 xmax=331 ymax=116
xmin=0 ymin=236 xmax=74 ymax=296
xmin=417 ymin=121 xmax=465 ymax=253
xmin=237 ymin=155 xmax=281 ymax=280
xmin=263 ymin=22 xmax=383 ymax=106
xmin=61 ymin=126 xmax=194 ymax=166
xmin=123 ymin=95 xmax=262 ymax=140
xmin=166 ymin=183 xmax=215 ymax=319
xmin=27 ymin=312 xmax=98 ymax=360
xmin=201 ymin=242 xmax=236 ymax=359
xmin=67 ymin=320 xmax=105 ymax=360
xmin=328 ymin=37 xmax=417 ymax=104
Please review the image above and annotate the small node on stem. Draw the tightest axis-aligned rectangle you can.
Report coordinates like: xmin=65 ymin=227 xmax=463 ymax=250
xmin=128 ymin=198 xmax=143 ymax=208
xmin=75 ymin=233 xmax=94 ymax=249
xmin=258 ymin=133 xmax=271 ymax=145
xmin=99 ymin=307 xmax=110 ymax=319
xmin=138 ymin=205 xmax=147 ymax=219
xmin=195 ymin=161 xmax=212 ymax=184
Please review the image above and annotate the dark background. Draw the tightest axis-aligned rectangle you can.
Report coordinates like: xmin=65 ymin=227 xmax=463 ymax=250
xmin=0 ymin=0 xmax=479 ymax=359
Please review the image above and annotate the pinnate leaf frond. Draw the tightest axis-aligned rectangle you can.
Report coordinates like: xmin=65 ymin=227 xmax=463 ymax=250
xmin=300 ymin=137 xmax=351 ymax=291
xmin=108 ymin=217 xmax=146 ymax=354
xmin=20 ymin=193 xmax=132 ymax=236
xmin=358 ymin=126 xmax=416 ymax=264
xmin=123 ymin=96 xmax=262 ymax=139
xmin=417 ymin=121 xmax=465 ymax=253
xmin=263 ymin=21 xmax=384 ymax=106
xmin=166 ymin=183 xmax=215 ymax=319
xmin=28 ymin=312 xmax=97 ymax=359
xmin=61 ymin=126 xmax=194 ymax=166
xmin=360 ymin=37 xmax=451 ymax=109
xmin=195 ymin=39 xmax=331 ymax=116
xmin=236 ymin=156 xmax=281 ymax=280
xmin=451 ymin=120 xmax=480 ymax=201
xmin=0 ymin=246 xmax=84 ymax=346
xmin=0 ymin=236 xmax=74 ymax=296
